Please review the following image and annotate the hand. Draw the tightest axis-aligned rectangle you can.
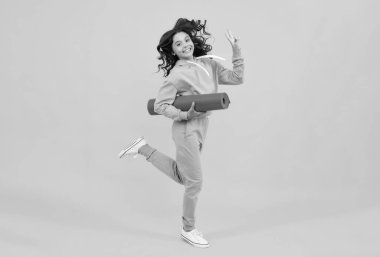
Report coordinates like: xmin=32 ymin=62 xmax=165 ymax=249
xmin=187 ymin=102 xmax=206 ymax=120
xmin=225 ymin=29 xmax=240 ymax=48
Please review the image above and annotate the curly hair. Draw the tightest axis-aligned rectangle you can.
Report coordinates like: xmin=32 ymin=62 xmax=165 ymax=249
xmin=156 ymin=18 xmax=213 ymax=77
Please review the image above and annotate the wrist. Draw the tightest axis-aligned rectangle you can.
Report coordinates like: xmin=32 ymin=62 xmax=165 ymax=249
xmin=179 ymin=111 xmax=188 ymax=121
xmin=232 ymin=45 xmax=242 ymax=58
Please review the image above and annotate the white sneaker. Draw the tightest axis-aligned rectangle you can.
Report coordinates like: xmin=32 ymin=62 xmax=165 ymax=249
xmin=181 ymin=228 xmax=210 ymax=248
xmin=118 ymin=137 xmax=146 ymax=158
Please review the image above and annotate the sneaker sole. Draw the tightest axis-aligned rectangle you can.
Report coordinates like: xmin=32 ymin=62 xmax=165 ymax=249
xmin=181 ymin=234 xmax=210 ymax=248
xmin=118 ymin=137 xmax=144 ymax=158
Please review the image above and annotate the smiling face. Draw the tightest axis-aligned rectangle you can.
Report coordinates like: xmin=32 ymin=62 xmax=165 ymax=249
xmin=172 ymin=31 xmax=194 ymax=61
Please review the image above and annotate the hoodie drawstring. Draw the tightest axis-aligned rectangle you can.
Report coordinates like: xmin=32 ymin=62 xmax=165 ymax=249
xmin=186 ymin=55 xmax=226 ymax=77
xmin=186 ymin=60 xmax=210 ymax=77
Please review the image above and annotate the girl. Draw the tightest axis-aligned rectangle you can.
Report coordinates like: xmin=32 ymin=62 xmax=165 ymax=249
xmin=119 ymin=18 xmax=244 ymax=248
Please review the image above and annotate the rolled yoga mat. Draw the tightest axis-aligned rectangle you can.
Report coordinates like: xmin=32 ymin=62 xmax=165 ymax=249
xmin=147 ymin=93 xmax=231 ymax=115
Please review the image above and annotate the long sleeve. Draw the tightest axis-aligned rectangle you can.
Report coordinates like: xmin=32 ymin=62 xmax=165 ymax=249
xmin=154 ymin=78 xmax=188 ymax=121
xmin=216 ymin=45 xmax=244 ymax=85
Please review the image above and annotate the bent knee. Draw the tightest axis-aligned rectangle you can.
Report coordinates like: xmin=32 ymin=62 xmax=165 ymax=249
xmin=185 ymin=179 xmax=203 ymax=194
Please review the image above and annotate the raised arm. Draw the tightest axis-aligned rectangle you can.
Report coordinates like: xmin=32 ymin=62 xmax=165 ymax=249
xmin=217 ymin=30 xmax=244 ymax=85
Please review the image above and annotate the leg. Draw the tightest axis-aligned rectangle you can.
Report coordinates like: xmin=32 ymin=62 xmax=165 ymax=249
xmin=139 ymin=144 xmax=184 ymax=185
xmin=174 ymin=133 xmax=203 ymax=232
xmin=138 ymin=137 xmax=202 ymax=231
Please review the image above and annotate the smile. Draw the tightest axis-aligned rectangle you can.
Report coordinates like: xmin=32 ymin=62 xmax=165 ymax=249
xmin=183 ymin=47 xmax=192 ymax=53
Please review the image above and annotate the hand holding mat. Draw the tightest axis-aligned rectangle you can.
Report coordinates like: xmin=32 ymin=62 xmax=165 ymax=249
xmin=147 ymin=93 xmax=231 ymax=115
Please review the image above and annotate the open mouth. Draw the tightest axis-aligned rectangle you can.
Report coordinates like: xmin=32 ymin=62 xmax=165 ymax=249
xmin=183 ymin=47 xmax=192 ymax=54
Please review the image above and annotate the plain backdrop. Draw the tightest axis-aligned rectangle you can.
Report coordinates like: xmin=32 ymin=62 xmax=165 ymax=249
xmin=1 ymin=0 xmax=379 ymax=256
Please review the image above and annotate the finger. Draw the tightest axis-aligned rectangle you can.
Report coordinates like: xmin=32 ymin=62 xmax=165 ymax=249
xmin=227 ymin=30 xmax=239 ymax=42
xmin=228 ymin=30 xmax=235 ymax=40
xmin=196 ymin=112 xmax=207 ymax=118
xmin=225 ymin=30 xmax=232 ymax=41
xmin=225 ymin=30 xmax=236 ymax=44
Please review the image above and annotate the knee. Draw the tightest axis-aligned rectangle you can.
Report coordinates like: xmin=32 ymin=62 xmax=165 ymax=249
xmin=185 ymin=179 xmax=202 ymax=195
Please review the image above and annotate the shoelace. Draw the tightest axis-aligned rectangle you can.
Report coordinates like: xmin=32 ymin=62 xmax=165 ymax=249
xmin=193 ymin=229 xmax=204 ymax=238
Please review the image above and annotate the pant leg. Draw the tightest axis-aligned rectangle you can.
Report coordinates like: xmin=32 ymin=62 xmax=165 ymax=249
xmin=172 ymin=120 xmax=204 ymax=232
xmin=141 ymin=118 xmax=208 ymax=231
xmin=177 ymin=135 xmax=203 ymax=231
xmin=140 ymin=144 xmax=184 ymax=185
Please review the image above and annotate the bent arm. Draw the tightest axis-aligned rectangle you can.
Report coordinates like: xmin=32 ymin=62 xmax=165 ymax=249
xmin=154 ymin=79 xmax=188 ymax=121
xmin=217 ymin=46 xmax=244 ymax=85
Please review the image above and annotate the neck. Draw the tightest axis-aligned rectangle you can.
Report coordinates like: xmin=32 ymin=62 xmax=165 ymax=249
xmin=179 ymin=56 xmax=195 ymax=61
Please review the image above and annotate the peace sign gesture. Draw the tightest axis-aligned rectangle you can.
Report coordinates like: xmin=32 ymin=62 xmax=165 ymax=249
xmin=225 ymin=29 xmax=240 ymax=48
